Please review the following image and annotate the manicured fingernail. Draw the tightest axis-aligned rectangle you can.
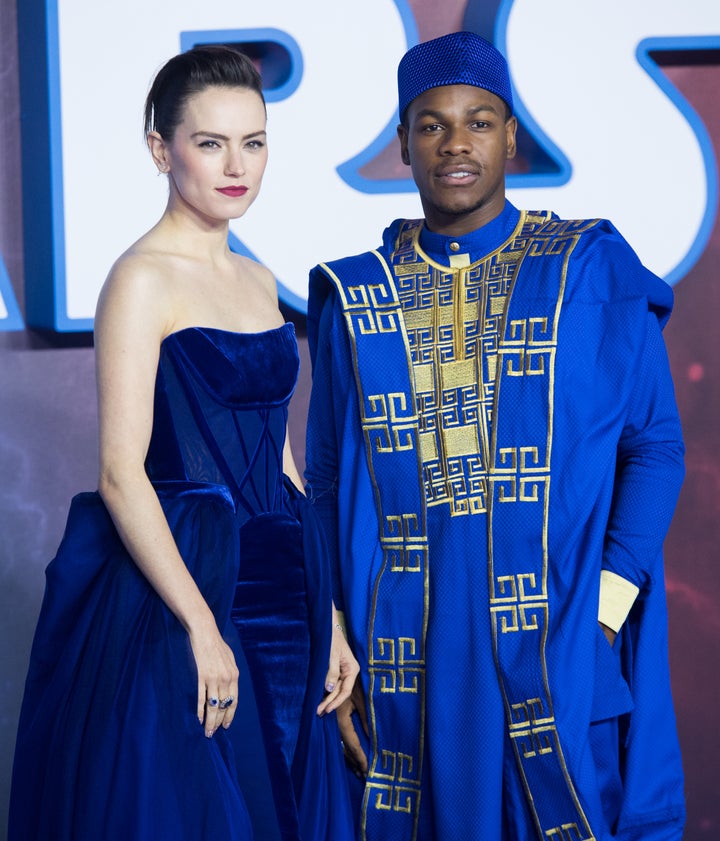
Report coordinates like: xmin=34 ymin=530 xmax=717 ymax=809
xmin=326 ymin=683 xmax=335 ymax=691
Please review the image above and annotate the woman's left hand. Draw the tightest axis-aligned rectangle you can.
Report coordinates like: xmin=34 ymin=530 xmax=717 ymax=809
xmin=317 ymin=613 xmax=360 ymax=715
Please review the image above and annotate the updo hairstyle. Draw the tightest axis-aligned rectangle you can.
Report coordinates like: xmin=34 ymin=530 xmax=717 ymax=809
xmin=143 ymin=45 xmax=265 ymax=140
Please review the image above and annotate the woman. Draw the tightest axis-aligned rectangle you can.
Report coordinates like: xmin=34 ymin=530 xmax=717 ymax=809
xmin=8 ymin=45 xmax=357 ymax=841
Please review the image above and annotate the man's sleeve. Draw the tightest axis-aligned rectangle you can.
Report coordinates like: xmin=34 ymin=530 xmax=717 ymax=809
xmin=600 ymin=311 xmax=685 ymax=604
xmin=305 ymin=294 xmax=344 ymax=608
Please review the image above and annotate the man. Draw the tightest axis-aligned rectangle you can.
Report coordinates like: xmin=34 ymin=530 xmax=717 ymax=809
xmin=306 ymin=31 xmax=685 ymax=841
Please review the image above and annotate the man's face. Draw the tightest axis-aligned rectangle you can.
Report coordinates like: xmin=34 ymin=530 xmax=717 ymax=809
xmin=398 ymin=84 xmax=517 ymax=236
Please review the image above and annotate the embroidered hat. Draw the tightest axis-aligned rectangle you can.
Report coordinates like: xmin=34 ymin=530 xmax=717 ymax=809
xmin=398 ymin=31 xmax=513 ymax=121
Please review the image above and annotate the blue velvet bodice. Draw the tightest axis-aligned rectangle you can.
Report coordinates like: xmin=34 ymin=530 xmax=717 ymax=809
xmin=146 ymin=323 xmax=298 ymax=521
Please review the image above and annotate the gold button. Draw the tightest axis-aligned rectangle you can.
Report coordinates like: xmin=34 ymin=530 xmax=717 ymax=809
xmin=449 ymin=241 xmax=460 ymax=252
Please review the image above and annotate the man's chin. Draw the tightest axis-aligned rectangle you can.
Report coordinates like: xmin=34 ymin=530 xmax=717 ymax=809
xmin=435 ymin=198 xmax=489 ymax=219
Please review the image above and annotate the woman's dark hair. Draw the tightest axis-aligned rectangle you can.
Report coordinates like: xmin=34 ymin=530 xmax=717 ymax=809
xmin=143 ymin=45 xmax=265 ymax=140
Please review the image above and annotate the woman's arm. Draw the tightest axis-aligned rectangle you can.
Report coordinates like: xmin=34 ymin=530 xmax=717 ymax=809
xmin=282 ymin=424 xmax=359 ymax=713
xmin=94 ymin=259 xmax=238 ymax=737
xmin=282 ymin=433 xmax=305 ymax=494
xmin=317 ymin=604 xmax=360 ymax=715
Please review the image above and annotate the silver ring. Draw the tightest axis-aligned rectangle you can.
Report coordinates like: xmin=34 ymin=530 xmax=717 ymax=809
xmin=208 ymin=696 xmax=219 ymax=707
xmin=219 ymin=696 xmax=235 ymax=710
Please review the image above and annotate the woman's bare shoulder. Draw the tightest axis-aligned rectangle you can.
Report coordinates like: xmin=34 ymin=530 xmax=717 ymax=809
xmin=96 ymin=242 xmax=178 ymax=342
xmin=106 ymin=233 xmax=180 ymax=285
xmin=232 ymin=253 xmax=278 ymax=299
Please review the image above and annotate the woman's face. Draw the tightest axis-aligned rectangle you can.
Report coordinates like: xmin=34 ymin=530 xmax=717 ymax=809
xmin=159 ymin=85 xmax=268 ymax=224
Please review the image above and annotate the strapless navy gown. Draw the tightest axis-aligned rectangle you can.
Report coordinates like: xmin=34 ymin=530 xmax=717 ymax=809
xmin=8 ymin=324 xmax=353 ymax=840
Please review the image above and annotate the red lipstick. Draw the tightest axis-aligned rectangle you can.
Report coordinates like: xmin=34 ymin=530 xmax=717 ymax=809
xmin=216 ymin=186 xmax=248 ymax=197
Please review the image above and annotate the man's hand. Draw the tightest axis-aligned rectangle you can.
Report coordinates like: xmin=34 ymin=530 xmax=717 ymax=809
xmin=599 ymin=621 xmax=617 ymax=647
xmin=337 ymin=677 xmax=369 ymax=779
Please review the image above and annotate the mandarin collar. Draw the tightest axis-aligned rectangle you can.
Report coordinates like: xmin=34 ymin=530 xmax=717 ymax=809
xmin=418 ymin=201 xmax=521 ymax=264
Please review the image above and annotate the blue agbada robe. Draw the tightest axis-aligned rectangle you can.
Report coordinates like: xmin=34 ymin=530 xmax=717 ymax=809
xmin=305 ymin=203 xmax=686 ymax=841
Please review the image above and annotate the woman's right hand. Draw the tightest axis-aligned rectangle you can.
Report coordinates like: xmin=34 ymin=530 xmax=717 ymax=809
xmin=188 ymin=620 xmax=240 ymax=738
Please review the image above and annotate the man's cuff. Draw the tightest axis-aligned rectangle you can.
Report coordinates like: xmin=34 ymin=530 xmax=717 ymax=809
xmin=598 ymin=570 xmax=640 ymax=633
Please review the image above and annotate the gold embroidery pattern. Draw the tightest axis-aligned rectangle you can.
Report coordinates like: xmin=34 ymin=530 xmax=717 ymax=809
xmin=392 ymin=217 xmax=544 ymax=516
xmin=490 ymin=572 xmax=547 ymax=633
xmin=500 ymin=317 xmax=554 ymax=377
xmin=365 ymin=750 xmax=420 ymax=815
xmin=509 ymin=697 xmax=555 ymax=758
xmin=383 ymin=513 xmax=427 ymax=572
xmin=386 ymin=215 xmax=599 ymax=837
xmin=491 ymin=446 xmax=551 ymax=503
xmin=485 ymin=216 xmax=598 ymax=841
xmin=366 ymin=748 xmax=420 ymax=811
xmin=366 ymin=634 xmax=424 ymax=817
xmin=366 ymin=781 xmax=419 ymax=815
xmin=322 ymin=214 xmax=604 ymax=839
xmin=370 ymin=636 xmax=423 ymax=694
xmin=364 ymin=392 xmax=417 ymax=454
xmin=344 ymin=282 xmax=400 ymax=336
xmin=320 ymin=249 xmax=428 ymax=839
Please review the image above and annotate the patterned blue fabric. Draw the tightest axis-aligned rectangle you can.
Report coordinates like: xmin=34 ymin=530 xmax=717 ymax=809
xmin=398 ymin=30 xmax=513 ymax=120
xmin=9 ymin=325 xmax=353 ymax=841
xmin=306 ymin=207 xmax=685 ymax=841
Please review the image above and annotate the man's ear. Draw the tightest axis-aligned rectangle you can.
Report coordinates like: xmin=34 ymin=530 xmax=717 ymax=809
xmin=397 ymin=123 xmax=410 ymax=166
xmin=505 ymin=115 xmax=518 ymax=161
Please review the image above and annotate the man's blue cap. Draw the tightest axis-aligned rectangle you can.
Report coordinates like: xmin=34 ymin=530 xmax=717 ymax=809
xmin=398 ymin=31 xmax=513 ymax=121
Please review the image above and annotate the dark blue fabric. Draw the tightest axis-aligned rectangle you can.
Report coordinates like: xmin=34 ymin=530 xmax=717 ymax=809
xmin=397 ymin=30 xmax=514 ymax=120
xmin=306 ymin=213 xmax=685 ymax=841
xmin=9 ymin=485 xmax=251 ymax=841
xmin=9 ymin=324 xmax=353 ymax=840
